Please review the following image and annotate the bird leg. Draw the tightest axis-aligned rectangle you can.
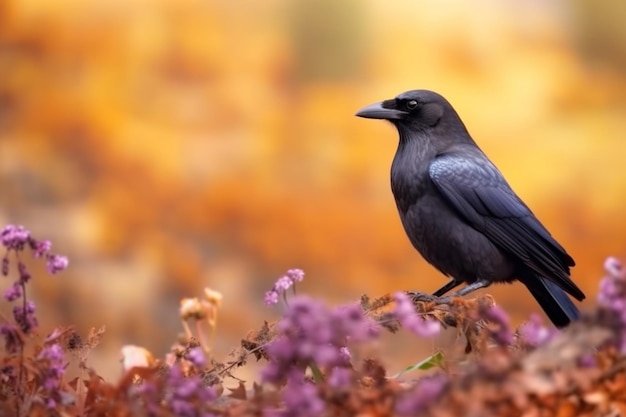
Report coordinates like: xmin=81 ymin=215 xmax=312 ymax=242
xmin=407 ymin=278 xmax=489 ymax=305
xmin=432 ymin=279 xmax=463 ymax=297
xmin=449 ymin=279 xmax=491 ymax=297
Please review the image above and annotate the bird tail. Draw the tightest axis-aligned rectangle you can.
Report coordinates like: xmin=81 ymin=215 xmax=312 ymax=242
xmin=522 ymin=275 xmax=580 ymax=328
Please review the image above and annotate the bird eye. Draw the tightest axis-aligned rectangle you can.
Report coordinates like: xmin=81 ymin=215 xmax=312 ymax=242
xmin=406 ymin=100 xmax=418 ymax=110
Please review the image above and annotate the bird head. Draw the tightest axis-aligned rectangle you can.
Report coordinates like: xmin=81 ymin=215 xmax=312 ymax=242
xmin=356 ymin=90 xmax=473 ymax=146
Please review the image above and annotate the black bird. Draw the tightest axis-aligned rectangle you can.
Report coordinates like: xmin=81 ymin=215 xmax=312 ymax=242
xmin=356 ymin=90 xmax=585 ymax=327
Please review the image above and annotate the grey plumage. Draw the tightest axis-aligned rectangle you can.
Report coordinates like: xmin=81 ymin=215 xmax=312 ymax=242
xmin=356 ymin=89 xmax=585 ymax=327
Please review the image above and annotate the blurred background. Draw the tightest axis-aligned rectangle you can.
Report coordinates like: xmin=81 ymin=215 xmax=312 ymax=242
xmin=1 ymin=0 xmax=625 ymax=381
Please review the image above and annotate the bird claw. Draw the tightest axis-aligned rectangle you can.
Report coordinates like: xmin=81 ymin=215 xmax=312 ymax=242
xmin=405 ymin=291 xmax=450 ymax=304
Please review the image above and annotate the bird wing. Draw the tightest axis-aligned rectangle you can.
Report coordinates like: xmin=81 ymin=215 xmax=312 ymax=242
xmin=428 ymin=151 xmax=584 ymax=300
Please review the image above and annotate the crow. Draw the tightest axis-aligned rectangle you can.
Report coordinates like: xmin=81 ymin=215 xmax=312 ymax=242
xmin=356 ymin=89 xmax=585 ymax=327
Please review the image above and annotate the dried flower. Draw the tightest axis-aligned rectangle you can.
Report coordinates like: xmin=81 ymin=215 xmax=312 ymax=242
xmin=180 ymin=298 xmax=207 ymax=320
xmin=121 ymin=345 xmax=155 ymax=371
xmin=204 ymin=288 xmax=223 ymax=307
xmin=180 ymin=288 xmax=222 ymax=353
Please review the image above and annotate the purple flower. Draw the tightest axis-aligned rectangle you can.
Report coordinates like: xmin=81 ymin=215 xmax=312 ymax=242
xmin=13 ymin=300 xmax=38 ymax=333
xmin=579 ymin=353 xmax=597 ymax=368
xmin=129 ymin=379 xmax=162 ymax=415
xmin=265 ymin=290 xmax=279 ymax=306
xmin=37 ymin=343 xmax=66 ymax=407
xmin=395 ymin=374 xmax=448 ymax=416
xmin=597 ymin=257 xmax=626 ymax=353
xmin=0 ymin=323 xmax=22 ymax=353
xmin=164 ymin=365 xmax=217 ymax=416
xmin=339 ymin=346 xmax=351 ymax=362
xmin=262 ymin=296 xmax=379 ymax=384
xmin=282 ymin=375 xmax=324 ymax=417
xmin=1 ymin=225 xmax=30 ymax=250
xmin=0 ymin=365 xmax=16 ymax=386
xmin=38 ymin=344 xmax=65 ymax=379
xmin=4 ymin=282 xmax=22 ymax=302
xmin=1 ymin=222 xmax=69 ymax=339
xmin=46 ymin=255 xmax=69 ymax=274
xmin=17 ymin=261 xmax=31 ymax=284
xmin=481 ymin=304 xmax=513 ymax=346
xmin=274 ymin=276 xmax=293 ymax=291
xmin=605 ymin=257 xmax=625 ymax=280
xmin=286 ymin=269 xmax=304 ymax=283
xmin=187 ymin=347 xmax=206 ymax=368
xmin=519 ymin=314 xmax=556 ymax=348
xmin=33 ymin=240 xmax=52 ymax=258
xmin=332 ymin=303 xmax=380 ymax=342
xmin=327 ymin=367 xmax=352 ymax=389
xmin=265 ymin=268 xmax=305 ymax=306
xmin=393 ymin=292 xmax=441 ymax=337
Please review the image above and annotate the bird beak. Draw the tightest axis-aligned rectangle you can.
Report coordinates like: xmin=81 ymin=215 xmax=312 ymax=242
xmin=355 ymin=101 xmax=407 ymax=120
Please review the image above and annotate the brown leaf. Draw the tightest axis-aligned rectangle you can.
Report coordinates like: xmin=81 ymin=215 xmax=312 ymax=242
xmin=227 ymin=381 xmax=248 ymax=400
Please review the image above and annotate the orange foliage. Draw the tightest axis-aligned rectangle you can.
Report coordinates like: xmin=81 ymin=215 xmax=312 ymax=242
xmin=0 ymin=0 xmax=625 ymax=380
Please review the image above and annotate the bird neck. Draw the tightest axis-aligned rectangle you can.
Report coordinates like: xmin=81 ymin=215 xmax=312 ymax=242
xmin=391 ymin=134 xmax=437 ymax=209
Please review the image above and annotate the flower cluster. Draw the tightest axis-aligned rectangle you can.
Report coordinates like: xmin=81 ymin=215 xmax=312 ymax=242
xmin=135 ymin=364 xmax=218 ymax=417
xmin=277 ymin=373 xmax=325 ymax=417
xmin=518 ymin=313 xmax=556 ymax=348
xmin=179 ymin=287 xmax=223 ymax=352
xmin=261 ymin=296 xmax=379 ymax=383
xmin=36 ymin=343 xmax=66 ymax=408
xmin=480 ymin=304 xmax=514 ymax=346
xmin=265 ymin=269 xmax=305 ymax=305
xmin=1 ymin=225 xmax=69 ymax=277
xmin=1 ymin=225 xmax=69 ymax=357
xmin=392 ymin=292 xmax=441 ymax=337
xmin=13 ymin=300 xmax=38 ymax=334
xmin=163 ymin=365 xmax=217 ymax=417
xmin=597 ymin=257 xmax=626 ymax=352
xmin=186 ymin=346 xmax=207 ymax=368
xmin=395 ymin=373 xmax=449 ymax=416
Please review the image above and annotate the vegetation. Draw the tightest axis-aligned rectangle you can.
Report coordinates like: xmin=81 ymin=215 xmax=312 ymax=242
xmin=2 ymin=224 xmax=626 ymax=416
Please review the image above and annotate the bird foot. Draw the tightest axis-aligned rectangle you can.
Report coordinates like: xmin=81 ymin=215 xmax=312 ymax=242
xmin=405 ymin=291 xmax=451 ymax=304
